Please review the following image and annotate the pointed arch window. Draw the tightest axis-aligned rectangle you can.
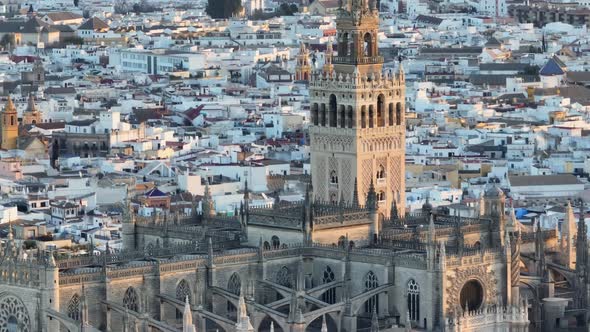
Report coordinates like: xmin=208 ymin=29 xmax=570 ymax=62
xmin=123 ymin=287 xmax=139 ymax=312
xmin=67 ymin=294 xmax=81 ymax=321
xmin=364 ymin=271 xmax=379 ymax=314
xmin=363 ymin=33 xmax=373 ymax=57
xmin=228 ymin=273 xmax=241 ymax=295
xmin=330 ymin=170 xmax=338 ymax=184
xmin=322 ymin=266 xmax=336 ymax=304
xmin=271 ymin=235 xmax=280 ymax=249
xmin=408 ymin=279 xmax=420 ymax=321
xmin=176 ymin=279 xmax=191 ymax=319
xmin=227 ymin=273 xmax=241 ymax=317
xmin=276 ymin=266 xmax=292 ymax=288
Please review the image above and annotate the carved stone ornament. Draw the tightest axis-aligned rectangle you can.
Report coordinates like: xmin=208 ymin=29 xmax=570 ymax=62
xmin=445 ymin=265 xmax=498 ymax=313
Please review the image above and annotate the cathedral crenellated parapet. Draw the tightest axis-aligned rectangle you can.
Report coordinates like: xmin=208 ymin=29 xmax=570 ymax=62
xmin=310 ymin=71 xmax=404 ymax=90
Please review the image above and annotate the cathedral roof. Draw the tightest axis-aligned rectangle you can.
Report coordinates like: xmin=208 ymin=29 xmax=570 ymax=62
xmin=145 ymin=187 xmax=168 ymax=198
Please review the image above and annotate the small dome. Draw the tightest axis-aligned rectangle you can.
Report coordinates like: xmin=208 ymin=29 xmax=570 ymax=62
xmin=484 ymin=185 xmax=504 ymax=198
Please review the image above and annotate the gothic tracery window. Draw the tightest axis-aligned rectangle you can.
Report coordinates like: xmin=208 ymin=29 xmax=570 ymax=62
xmin=68 ymin=294 xmax=81 ymax=321
xmin=407 ymin=279 xmax=420 ymax=321
xmin=228 ymin=273 xmax=241 ymax=295
xmin=322 ymin=266 xmax=336 ymax=304
xmin=378 ymin=191 xmax=386 ymax=201
xmin=227 ymin=273 xmax=241 ymax=317
xmin=276 ymin=266 xmax=292 ymax=288
xmin=123 ymin=287 xmax=139 ymax=312
xmin=176 ymin=279 xmax=191 ymax=319
xmin=0 ymin=295 xmax=30 ymax=332
xmin=364 ymin=271 xmax=379 ymax=314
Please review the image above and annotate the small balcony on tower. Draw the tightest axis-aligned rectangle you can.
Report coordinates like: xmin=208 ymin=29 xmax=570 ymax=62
xmin=333 ymin=55 xmax=384 ymax=65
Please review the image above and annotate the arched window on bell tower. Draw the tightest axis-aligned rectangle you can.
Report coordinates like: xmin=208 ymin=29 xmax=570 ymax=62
xmin=329 ymin=94 xmax=337 ymax=127
xmin=340 ymin=32 xmax=349 ymax=57
xmin=376 ymin=165 xmax=386 ymax=179
xmin=363 ymin=33 xmax=374 ymax=57
xmin=377 ymin=94 xmax=385 ymax=127
xmin=388 ymin=103 xmax=395 ymax=126
xmin=396 ymin=102 xmax=403 ymax=126
xmin=330 ymin=170 xmax=338 ymax=184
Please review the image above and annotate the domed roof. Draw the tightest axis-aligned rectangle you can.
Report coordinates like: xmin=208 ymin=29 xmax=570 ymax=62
xmin=484 ymin=185 xmax=504 ymax=198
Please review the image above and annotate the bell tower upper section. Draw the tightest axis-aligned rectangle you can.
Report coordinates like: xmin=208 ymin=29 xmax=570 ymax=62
xmin=333 ymin=0 xmax=382 ymax=75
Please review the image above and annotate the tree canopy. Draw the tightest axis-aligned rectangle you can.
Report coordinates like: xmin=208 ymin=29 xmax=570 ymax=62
xmin=206 ymin=0 xmax=242 ymax=19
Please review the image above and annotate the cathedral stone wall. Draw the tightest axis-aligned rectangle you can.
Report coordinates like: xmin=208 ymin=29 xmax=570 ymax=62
xmin=247 ymin=226 xmax=303 ymax=247
xmin=313 ymin=223 xmax=372 ymax=244
xmin=394 ymin=265 xmax=435 ymax=329
xmin=0 ymin=288 xmax=41 ymax=332
xmin=59 ymin=282 xmax=105 ymax=331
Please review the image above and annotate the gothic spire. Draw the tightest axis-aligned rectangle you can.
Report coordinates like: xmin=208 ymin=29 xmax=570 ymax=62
xmin=352 ymin=178 xmax=359 ymax=207
xmin=390 ymin=195 xmax=398 ymax=220
xmin=243 ymin=180 xmax=250 ymax=202
xmin=371 ymin=305 xmax=379 ymax=331
xmin=321 ymin=315 xmax=328 ymax=332
xmin=536 ymin=219 xmax=546 ymax=277
xmin=366 ymin=179 xmax=377 ymax=211
xmin=4 ymin=96 xmax=15 ymax=114
xmin=202 ymin=182 xmax=214 ymax=217
xmin=428 ymin=213 xmax=436 ymax=244
xmin=183 ymin=296 xmax=196 ymax=332
xmin=27 ymin=93 xmax=38 ymax=113
xmin=576 ymin=199 xmax=588 ymax=277
xmin=236 ymin=288 xmax=254 ymax=332
xmin=274 ymin=191 xmax=280 ymax=209
xmin=562 ymin=200 xmax=577 ymax=269
xmin=81 ymin=284 xmax=89 ymax=327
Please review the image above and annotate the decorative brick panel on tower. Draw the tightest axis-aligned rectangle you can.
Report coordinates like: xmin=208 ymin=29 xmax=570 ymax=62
xmin=309 ymin=0 xmax=406 ymax=218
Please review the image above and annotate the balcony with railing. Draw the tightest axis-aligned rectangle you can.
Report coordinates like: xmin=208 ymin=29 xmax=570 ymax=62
xmin=333 ymin=56 xmax=384 ymax=65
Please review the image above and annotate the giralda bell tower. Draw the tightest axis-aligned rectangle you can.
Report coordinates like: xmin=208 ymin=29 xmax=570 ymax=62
xmin=309 ymin=0 xmax=406 ymax=217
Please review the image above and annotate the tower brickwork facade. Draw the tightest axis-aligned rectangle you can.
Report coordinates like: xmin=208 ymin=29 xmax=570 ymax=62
xmin=309 ymin=0 xmax=406 ymax=217
xmin=295 ymin=43 xmax=312 ymax=81
xmin=1 ymin=97 xmax=18 ymax=150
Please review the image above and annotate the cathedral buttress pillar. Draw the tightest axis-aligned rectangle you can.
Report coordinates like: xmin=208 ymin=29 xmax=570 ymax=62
xmin=505 ymin=231 xmax=512 ymax=307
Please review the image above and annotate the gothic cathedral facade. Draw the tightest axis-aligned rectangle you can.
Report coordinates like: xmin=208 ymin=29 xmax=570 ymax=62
xmin=309 ymin=0 xmax=406 ymax=218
